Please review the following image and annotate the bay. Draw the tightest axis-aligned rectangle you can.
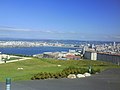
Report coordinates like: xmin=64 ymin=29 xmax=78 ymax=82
xmin=0 ymin=47 xmax=79 ymax=56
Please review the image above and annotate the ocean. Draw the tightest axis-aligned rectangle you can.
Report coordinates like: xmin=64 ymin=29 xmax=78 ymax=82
xmin=0 ymin=46 xmax=79 ymax=56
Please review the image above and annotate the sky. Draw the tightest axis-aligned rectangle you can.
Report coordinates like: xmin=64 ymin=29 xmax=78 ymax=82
xmin=0 ymin=0 xmax=120 ymax=41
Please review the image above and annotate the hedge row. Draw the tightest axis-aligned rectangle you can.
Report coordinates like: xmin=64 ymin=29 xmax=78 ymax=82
xmin=31 ymin=67 xmax=100 ymax=80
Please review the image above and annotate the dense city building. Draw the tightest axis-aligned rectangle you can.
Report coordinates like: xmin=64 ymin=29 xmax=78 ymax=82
xmin=1 ymin=41 xmax=120 ymax=64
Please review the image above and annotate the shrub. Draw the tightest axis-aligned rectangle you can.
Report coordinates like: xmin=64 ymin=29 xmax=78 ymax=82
xmin=62 ymin=66 xmax=88 ymax=74
xmin=91 ymin=68 xmax=100 ymax=74
xmin=31 ymin=66 xmax=101 ymax=80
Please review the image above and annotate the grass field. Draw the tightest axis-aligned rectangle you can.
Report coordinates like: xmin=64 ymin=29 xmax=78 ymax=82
xmin=0 ymin=58 xmax=120 ymax=82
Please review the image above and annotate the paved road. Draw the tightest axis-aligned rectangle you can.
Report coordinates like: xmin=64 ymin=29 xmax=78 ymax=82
xmin=0 ymin=68 xmax=120 ymax=90
xmin=0 ymin=56 xmax=31 ymax=64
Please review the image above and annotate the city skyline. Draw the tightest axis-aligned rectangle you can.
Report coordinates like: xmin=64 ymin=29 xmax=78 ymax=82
xmin=0 ymin=0 xmax=120 ymax=41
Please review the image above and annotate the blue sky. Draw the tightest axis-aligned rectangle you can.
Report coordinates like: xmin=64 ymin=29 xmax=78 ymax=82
xmin=0 ymin=0 xmax=120 ymax=41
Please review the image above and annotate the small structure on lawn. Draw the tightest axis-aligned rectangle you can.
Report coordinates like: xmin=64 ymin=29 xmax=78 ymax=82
xmin=0 ymin=52 xmax=10 ymax=62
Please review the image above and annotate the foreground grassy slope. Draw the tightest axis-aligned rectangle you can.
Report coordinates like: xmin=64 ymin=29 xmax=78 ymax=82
xmin=0 ymin=58 xmax=120 ymax=82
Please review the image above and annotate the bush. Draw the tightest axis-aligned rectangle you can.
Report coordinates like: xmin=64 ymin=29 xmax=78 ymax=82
xmin=62 ymin=66 xmax=88 ymax=74
xmin=91 ymin=68 xmax=100 ymax=74
xmin=31 ymin=66 xmax=101 ymax=80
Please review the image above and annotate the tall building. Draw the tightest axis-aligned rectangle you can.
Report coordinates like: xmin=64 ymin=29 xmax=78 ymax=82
xmin=113 ymin=42 xmax=116 ymax=48
xmin=92 ymin=44 xmax=95 ymax=49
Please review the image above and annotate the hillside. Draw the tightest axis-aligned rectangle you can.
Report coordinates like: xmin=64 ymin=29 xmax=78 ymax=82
xmin=0 ymin=58 xmax=119 ymax=82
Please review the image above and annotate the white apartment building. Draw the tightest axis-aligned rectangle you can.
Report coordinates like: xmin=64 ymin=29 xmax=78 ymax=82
xmin=84 ymin=51 xmax=97 ymax=60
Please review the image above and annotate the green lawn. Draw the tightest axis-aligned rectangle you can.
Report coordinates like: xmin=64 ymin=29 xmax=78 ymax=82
xmin=0 ymin=58 xmax=120 ymax=82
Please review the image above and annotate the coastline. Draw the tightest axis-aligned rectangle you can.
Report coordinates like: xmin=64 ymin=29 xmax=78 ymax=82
xmin=0 ymin=45 xmax=81 ymax=48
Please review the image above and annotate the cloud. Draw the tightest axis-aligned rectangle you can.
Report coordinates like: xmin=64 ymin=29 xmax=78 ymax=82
xmin=0 ymin=26 xmax=62 ymax=34
xmin=99 ymin=34 xmax=120 ymax=39
xmin=0 ymin=26 xmax=80 ymax=34
xmin=0 ymin=25 xmax=14 ymax=28
xmin=0 ymin=26 xmax=83 ymax=35
xmin=0 ymin=27 xmax=32 ymax=32
xmin=0 ymin=34 xmax=9 ymax=36
xmin=1 ymin=26 xmax=120 ymax=41
xmin=110 ymin=35 xmax=120 ymax=39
